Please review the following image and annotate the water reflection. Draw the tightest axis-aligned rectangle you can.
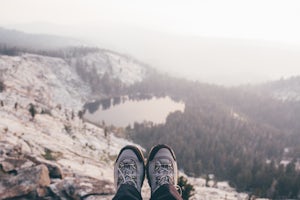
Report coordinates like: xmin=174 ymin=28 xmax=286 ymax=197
xmin=84 ymin=96 xmax=185 ymax=127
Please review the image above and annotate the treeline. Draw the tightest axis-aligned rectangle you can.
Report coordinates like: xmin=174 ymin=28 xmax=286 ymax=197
xmin=0 ymin=44 xmax=23 ymax=56
xmin=0 ymin=43 xmax=99 ymax=58
xmin=126 ymin=73 xmax=300 ymax=198
xmin=0 ymin=27 xmax=80 ymax=50
xmin=74 ymin=58 xmax=124 ymax=94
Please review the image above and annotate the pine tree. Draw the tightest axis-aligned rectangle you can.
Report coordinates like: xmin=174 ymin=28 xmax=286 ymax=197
xmin=29 ymin=103 xmax=36 ymax=119
xmin=0 ymin=80 xmax=5 ymax=92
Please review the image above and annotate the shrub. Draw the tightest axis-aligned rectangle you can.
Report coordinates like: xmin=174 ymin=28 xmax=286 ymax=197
xmin=178 ymin=176 xmax=195 ymax=200
xmin=42 ymin=148 xmax=62 ymax=161
xmin=64 ymin=124 xmax=72 ymax=134
xmin=41 ymin=108 xmax=52 ymax=116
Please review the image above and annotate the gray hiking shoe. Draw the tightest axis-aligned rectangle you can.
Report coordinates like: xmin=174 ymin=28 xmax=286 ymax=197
xmin=146 ymin=144 xmax=178 ymax=194
xmin=114 ymin=145 xmax=145 ymax=192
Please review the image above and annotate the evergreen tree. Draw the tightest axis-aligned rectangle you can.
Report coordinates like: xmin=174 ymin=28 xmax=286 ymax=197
xmin=28 ymin=103 xmax=36 ymax=119
xmin=0 ymin=80 xmax=5 ymax=92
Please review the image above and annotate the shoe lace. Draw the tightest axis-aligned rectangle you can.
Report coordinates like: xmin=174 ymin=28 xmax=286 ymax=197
xmin=154 ymin=160 xmax=182 ymax=196
xmin=154 ymin=161 xmax=174 ymax=186
xmin=176 ymin=185 xmax=183 ymax=196
xmin=117 ymin=158 xmax=137 ymax=188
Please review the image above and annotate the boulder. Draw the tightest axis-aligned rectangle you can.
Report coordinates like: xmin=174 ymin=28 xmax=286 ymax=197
xmin=25 ymin=154 xmax=64 ymax=179
xmin=0 ymin=137 xmax=113 ymax=199
xmin=0 ymin=157 xmax=34 ymax=173
xmin=0 ymin=142 xmax=22 ymax=158
xmin=48 ymin=176 xmax=114 ymax=199
xmin=0 ymin=164 xmax=51 ymax=199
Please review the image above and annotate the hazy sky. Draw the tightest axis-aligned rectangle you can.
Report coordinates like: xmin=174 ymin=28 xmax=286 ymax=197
xmin=1 ymin=0 xmax=300 ymax=85
xmin=2 ymin=0 xmax=300 ymax=43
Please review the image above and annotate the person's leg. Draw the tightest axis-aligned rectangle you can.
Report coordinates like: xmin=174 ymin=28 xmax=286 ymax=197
xmin=113 ymin=184 xmax=142 ymax=200
xmin=112 ymin=145 xmax=145 ymax=200
xmin=150 ymin=184 xmax=182 ymax=200
xmin=146 ymin=144 xmax=183 ymax=200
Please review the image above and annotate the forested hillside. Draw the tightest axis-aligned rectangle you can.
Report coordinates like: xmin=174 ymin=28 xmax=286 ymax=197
xmin=126 ymin=73 xmax=300 ymax=199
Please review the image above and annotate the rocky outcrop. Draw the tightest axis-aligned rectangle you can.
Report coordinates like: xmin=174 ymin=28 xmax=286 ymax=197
xmin=0 ymin=142 xmax=114 ymax=200
xmin=48 ymin=176 xmax=113 ymax=200
xmin=25 ymin=154 xmax=64 ymax=179
xmin=0 ymin=164 xmax=50 ymax=199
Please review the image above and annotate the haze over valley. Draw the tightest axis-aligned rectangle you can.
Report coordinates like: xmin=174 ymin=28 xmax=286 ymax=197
xmin=6 ymin=22 xmax=300 ymax=86
xmin=2 ymin=0 xmax=300 ymax=86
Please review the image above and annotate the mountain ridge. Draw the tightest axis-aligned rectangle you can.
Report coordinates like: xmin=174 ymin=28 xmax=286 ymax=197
xmin=4 ymin=23 xmax=300 ymax=86
xmin=0 ymin=27 xmax=84 ymax=50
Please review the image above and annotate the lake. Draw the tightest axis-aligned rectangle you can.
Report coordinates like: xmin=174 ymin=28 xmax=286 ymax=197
xmin=84 ymin=96 xmax=185 ymax=127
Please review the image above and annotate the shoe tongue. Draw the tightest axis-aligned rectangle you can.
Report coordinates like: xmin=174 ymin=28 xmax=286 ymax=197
xmin=157 ymin=158 xmax=172 ymax=168
xmin=123 ymin=158 xmax=134 ymax=164
xmin=122 ymin=157 xmax=136 ymax=164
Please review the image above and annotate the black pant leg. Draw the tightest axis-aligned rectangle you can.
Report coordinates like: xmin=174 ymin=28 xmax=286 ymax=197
xmin=112 ymin=184 xmax=143 ymax=200
xmin=150 ymin=184 xmax=183 ymax=200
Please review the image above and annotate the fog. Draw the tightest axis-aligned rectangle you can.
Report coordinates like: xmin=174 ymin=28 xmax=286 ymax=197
xmin=83 ymin=24 xmax=300 ymax=86
xmin=2 ymin=0 xmax=300 ymax=86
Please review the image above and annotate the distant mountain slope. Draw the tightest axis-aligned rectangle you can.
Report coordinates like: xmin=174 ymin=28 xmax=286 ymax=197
xmin=69 ymin=49 xmax=148 ymax=95
xmin=259 ymin=76 xmax=300 ymax=101
xmin=0 ymin=48 xmax=149 ymax=110
xmin=0 ymin=27 xmax=83 ymax=49
xmin=0 ymin=53 xmax=91 ymax=110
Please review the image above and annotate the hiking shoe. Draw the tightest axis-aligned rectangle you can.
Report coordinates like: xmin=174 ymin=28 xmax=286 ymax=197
xmin=146 ymin=144 xmax=178 ymax=194
xmin=114 ymin=145 xmax=145 ymax=192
